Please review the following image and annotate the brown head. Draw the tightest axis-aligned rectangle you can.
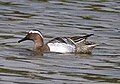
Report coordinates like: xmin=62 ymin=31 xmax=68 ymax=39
xmin=18 ymin=30 xmax=44 ymax=49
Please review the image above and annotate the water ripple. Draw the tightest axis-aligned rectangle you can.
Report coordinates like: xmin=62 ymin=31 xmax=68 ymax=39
xmin=0 ymin=0 xmax=120 ymax=84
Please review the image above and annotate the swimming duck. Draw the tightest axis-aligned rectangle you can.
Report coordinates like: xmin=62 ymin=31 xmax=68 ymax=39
xmin=18 ymin=30 xmax=98 ymax=54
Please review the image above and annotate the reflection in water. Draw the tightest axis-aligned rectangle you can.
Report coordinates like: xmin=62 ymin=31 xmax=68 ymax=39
xmin=0 ymin=0 xmax=120 ymax=84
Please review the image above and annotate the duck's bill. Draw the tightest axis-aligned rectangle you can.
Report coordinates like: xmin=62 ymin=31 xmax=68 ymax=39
xmin=18 ymin=37 xmax=26 ymax=43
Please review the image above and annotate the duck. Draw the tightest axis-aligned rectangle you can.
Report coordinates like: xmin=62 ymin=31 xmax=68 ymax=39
xmin=18 ymin=29 xmax=98 ymax=54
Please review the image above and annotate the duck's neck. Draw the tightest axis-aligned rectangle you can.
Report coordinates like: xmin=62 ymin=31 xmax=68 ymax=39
xmin=34 ymin=40 xmax=50 ymax=52
xmin=34 ymin=38 xmax=43 ymax=49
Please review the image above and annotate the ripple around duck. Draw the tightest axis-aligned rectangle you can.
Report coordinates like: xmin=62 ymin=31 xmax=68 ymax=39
xmin=0 ymin=0 xmax=120 ymax=84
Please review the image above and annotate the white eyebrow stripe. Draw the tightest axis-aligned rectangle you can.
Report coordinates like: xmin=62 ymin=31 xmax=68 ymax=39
xmin=29 ymin=30 xmax=43 ymax=38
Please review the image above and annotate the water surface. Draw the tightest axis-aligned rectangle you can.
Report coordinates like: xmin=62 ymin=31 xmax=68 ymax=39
xmin=0 ymin=0 xmax=120 ymax=84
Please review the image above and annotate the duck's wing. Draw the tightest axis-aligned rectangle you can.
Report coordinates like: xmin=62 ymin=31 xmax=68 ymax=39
xmin=69 ymin=34 xmax=94 ymax=43
xmin=47 ymin=37 xmax=66 ymax=43
xmin=46 ymin=34 xmax=94 ymax=45
xmin=46 ymin=37 xmax=76 ymax=53
xmin=46 ymin=37 xmax=75 ymax=45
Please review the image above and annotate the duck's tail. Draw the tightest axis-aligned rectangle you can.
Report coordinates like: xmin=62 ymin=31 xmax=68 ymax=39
xmin=87 ymin=44 xmax=99 ymax=49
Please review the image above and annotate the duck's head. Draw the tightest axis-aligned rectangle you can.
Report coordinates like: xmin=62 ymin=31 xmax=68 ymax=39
xmin=18 ymin=30 xmax=44 ymax=46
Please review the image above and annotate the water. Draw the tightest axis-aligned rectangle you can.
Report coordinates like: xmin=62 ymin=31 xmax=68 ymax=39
xmin=0 ymin=0 xmax=120 ymax=84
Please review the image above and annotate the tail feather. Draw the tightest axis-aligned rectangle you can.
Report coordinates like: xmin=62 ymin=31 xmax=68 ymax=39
xmin=87 ymin=44 xmax=99 ymax=49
